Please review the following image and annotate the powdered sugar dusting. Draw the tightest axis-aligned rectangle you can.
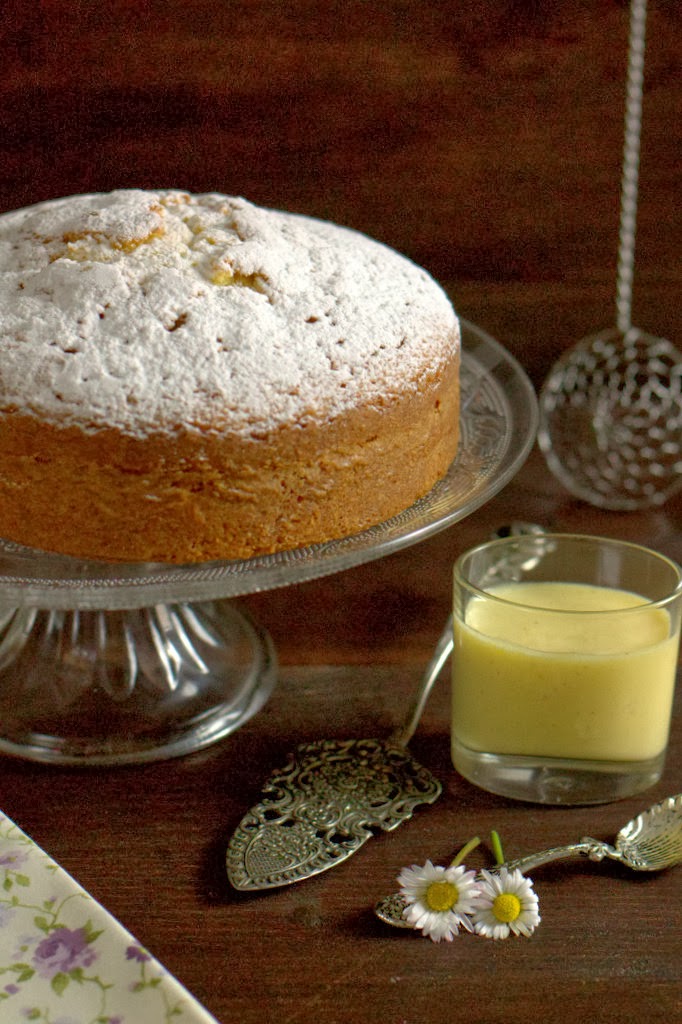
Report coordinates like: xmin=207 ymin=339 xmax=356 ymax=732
xmin=0 ymin=190 xmax=459 ymax=437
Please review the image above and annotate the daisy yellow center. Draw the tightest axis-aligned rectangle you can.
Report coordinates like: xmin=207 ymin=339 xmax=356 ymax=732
xmin=426 ymin=880 xmax=458 ymax=912
xmin=492 ymin=893 xmax=521 ymax=923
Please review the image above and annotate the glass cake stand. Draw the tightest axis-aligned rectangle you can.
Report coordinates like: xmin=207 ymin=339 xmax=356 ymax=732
xmin=0 ymin=321 xmax=538 ymax=765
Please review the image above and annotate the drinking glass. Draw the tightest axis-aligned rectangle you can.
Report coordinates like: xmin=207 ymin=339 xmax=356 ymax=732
xmin=451 ymin=534 xmax=682 ymax=804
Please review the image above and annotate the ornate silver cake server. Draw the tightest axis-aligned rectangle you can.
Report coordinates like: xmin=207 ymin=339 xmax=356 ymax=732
xmin=226 ymin=523 xmax=545 ymax=891
xmin=374 ymin=793 xmax=682 ymax=928
xmin=226 ymin=620 xmax=452 ymax=890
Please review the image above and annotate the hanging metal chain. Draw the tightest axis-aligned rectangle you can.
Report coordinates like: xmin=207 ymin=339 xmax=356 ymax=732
xmin=616 ymin=0 xmax=648 ymax=334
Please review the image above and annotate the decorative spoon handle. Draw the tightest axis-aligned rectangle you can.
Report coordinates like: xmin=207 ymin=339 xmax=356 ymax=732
xmin=390 ymin=522 xmax=548 ymax=750
xmin=388 ymin=617 xmax=453 ymax=749
xmin=503 ymin=839 xmax=617 ymax=875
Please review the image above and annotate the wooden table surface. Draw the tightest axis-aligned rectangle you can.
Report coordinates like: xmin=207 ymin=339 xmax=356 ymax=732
xmin=0 ymin=3 xmax=680 ymax=1022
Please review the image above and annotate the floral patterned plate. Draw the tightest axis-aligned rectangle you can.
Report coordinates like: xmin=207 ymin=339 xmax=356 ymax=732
xmin=0 ymin=811 xmax=220 ymax=1023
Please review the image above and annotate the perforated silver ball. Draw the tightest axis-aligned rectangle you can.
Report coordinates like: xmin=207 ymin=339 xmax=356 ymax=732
xmin=538 ymin=327 xmax=682 ymax=509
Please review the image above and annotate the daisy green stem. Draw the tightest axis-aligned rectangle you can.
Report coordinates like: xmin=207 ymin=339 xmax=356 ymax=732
xmin=450 ymin=836 xmax=480 ymax=867
xmin=490 ymin=830 xmax=505 ymax=865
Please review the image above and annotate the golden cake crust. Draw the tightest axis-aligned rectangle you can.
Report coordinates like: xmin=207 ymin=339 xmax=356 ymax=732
xmin=0 ymin=190 xmax=460 ymax=563
xmin=0 ymin=359 xmax=458 ymax=562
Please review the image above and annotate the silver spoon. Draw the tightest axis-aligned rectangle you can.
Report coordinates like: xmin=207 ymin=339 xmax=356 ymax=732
xmin=374 ymin=792 xmax=682 ymax=928
xmin=538 ymin=0 xmax=682 ymax=511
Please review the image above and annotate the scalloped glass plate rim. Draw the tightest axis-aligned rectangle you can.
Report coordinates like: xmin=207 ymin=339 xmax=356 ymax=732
xmin=0 ymin=320 xmax=538 ymax=608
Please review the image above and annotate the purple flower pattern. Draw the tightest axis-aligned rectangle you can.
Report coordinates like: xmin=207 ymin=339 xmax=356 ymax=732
xmin=32 ymin=927 xmax=98 ymax=979
xmin=0 ymin=812 xmax=213 ymax=1023
xmin=0 ymin=848 xmax=29 ymax=869
xmin=126 ymin=944 xmax=151 ymax=963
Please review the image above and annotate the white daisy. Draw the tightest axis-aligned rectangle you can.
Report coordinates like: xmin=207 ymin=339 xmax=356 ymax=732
xmin=472 ymin=867 xmax=541 ymax=940
xmin=397 ymin=859 xmax=481 ymax=942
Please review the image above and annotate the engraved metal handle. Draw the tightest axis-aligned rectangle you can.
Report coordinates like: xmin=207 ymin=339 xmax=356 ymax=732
xmin=388 ymin=523 xmax=547 ymax=751
xmin=503 ymin=839 xmax=618 ymax=876
xmin=388 ymin=618 xmax=454 ymax=749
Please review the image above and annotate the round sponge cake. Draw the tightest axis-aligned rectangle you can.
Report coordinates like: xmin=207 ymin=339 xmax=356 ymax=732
xmin=0 ymin=190 xmax=460 ymax=563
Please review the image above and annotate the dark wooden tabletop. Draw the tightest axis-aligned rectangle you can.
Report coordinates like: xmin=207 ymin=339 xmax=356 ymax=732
xmin=0 ymin=3 xmax=680 ymax=1022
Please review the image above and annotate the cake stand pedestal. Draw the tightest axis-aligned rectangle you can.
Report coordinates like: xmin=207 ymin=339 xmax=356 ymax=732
xmin=0 ymin=322 xmax=537 ymax=765
xmin=0 ymin=601 xmax=276 ymax=764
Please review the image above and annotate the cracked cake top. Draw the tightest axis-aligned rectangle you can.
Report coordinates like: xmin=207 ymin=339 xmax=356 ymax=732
xmin=0 ymin=190 xmax=459 ymax=438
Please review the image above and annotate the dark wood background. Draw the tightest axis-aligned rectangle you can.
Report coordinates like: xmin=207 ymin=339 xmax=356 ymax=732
xmin=0 ymin=3 xmax=680 ymax=1023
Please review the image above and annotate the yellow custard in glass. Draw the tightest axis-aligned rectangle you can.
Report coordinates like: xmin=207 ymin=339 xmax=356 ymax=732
xmin=452 ymin=581 xmax=679 ymax=763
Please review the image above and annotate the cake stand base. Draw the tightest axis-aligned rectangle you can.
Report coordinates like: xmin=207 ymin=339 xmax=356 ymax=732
xmin=0 ymin=599 xmax=276 ymax=765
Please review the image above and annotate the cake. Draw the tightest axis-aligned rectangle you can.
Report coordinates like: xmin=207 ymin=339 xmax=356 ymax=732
xmin=0 ymin=189 xmax=460 ymax=564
